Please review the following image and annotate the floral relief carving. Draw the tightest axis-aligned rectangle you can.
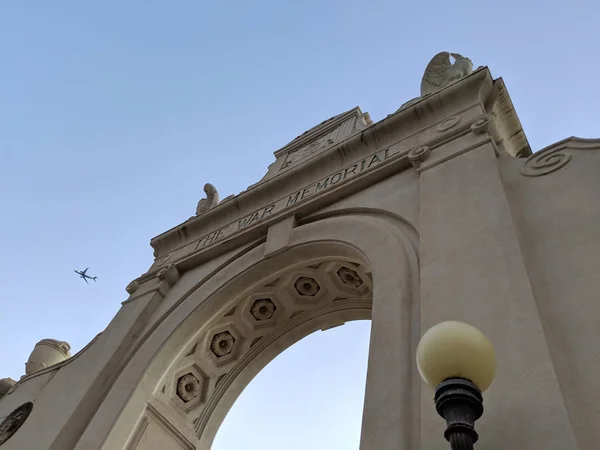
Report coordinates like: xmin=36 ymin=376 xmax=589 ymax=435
xmin=294 ymin=277 xmax=320 ymax=296
xmin=337 ymin=267 xmax=364 ymax=288
xmin=176 ymin=373 xmax=201 ymax=403
xmin=210 ymin=331 xmax=235 ymax=357
xmin=250 ymin=299 xmax=277 ymax=321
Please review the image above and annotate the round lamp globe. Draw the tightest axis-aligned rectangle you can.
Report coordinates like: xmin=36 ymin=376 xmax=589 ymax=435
xmin=416 ymin=320 xmax=496 ymax=392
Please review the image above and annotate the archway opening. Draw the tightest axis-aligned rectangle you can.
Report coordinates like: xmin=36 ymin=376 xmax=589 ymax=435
xmin=98 ymin=217 xmax=418 ymax=450
xmin=212 ymin=320 xmax=371 ymax=450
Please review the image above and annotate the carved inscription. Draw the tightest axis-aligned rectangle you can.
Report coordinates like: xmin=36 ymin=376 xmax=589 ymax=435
xmin=189 ymin=145 xmax=402 ymax=253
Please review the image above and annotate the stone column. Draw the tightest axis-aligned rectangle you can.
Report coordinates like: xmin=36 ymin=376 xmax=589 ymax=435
xmin=418 ymin=139 xmax=577 ymax=449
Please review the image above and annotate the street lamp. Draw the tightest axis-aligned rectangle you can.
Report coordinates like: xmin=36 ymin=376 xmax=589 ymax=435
xmin=416 ymin=321 xmax=497 ymax=450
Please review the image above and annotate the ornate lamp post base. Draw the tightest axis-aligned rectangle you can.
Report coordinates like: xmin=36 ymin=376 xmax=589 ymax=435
xmin=434 ymin=377 xmax=484 ymax=450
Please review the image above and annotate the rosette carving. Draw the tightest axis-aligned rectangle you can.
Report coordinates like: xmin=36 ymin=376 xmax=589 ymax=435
xmin=250 ymin=299 xmax=276 ymax=321
xmin=177 ymin=373 xmax=201 ymax=403
xmin=337 ymin=267 xmax=364 ymax=288
xmin=294 ymin=277 xmax=320 ymax=296
xmin=210 ymin=331 xmax=235 ymax=357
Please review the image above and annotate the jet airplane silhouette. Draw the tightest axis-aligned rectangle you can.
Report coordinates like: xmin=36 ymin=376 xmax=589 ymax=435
xmin=74 ymin=268 xmax=97 ymax=284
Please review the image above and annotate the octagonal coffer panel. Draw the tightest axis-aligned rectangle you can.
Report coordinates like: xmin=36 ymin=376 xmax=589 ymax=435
xmin=203 ymin=321 xmax=250 ymax=369
xmin=250 ymin=298 xmax=277 ymax=321
xmin=241 ymin=293 xmax=288 ymax=332
xmin=210 ymin=331 xmax=235 ymax=358
xmin=294 ymin=276 xmax=320 ymax=296
xmin=170 ymin=363 xmax=208 ymax=411
xmin=337 ymin=266 xmax=363 ymax=288
xmin=177 ymin=373 xmax=201 ymax=403
xmin=322 ymin=261 xmax=372 ymax=296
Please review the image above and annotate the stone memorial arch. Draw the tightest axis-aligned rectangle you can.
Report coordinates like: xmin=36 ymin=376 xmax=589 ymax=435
xmin=1 ymin=53 xmax=600 ymax=450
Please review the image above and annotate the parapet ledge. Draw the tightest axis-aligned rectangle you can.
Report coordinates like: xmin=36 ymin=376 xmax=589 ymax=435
xmin=536 ymin=136 xmax=600 ymax=152
xmin=4 ymin=333 xmax=103 ymax=393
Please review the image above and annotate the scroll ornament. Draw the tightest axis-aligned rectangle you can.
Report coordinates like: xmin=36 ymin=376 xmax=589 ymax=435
xmin=520 ymin=147 xmax=572 ymax=177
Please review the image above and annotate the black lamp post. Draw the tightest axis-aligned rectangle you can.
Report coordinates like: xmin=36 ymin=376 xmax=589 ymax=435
xmin=416 ymin=321 xmax=496 ymax=450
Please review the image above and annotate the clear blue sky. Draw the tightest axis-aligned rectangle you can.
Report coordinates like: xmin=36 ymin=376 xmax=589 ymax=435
xmin=1 ymin=1 xmax=598 ymax=448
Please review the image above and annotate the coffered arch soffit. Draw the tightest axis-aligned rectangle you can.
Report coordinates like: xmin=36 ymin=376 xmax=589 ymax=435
xmin=101 ymin=211 xmax=419 ymax=449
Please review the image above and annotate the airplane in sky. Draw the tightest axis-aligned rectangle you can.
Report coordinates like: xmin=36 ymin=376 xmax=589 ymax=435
xmin=74 ymin=268 xmax=97 ymax=284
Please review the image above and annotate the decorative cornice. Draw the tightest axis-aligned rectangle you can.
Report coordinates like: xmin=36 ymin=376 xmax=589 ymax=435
xmin=485 ymin=78 xmax=531 ymax=158
xmin=520 ymin=137 xmax=600 ymax=177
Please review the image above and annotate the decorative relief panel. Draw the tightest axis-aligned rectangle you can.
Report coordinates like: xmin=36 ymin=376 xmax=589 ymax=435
xmin=281 ymin=129 xmax=339 ymax=171
xmin=252 ymin=107 xmax=372 ymax=185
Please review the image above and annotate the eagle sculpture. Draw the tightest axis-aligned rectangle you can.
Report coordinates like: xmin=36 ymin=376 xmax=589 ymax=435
xmin=420 ymin=52 xmax=475 ymax=97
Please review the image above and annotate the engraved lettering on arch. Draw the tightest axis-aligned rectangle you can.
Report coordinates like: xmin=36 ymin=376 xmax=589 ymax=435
xmin=188 ymin=144 xmax=404 ymax=253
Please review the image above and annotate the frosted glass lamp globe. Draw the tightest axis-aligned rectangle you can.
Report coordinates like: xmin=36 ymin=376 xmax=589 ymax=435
xmin=416 ymin=321 xmax=496 ymax=392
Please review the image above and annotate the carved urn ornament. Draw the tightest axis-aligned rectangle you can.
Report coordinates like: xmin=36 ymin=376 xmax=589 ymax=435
xmin=24 ymin=339 xmax=71 ymax=376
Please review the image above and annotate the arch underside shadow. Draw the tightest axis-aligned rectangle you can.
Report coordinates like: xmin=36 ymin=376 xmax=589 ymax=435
xmin=97 ymin=211 xmax=419 ymax=450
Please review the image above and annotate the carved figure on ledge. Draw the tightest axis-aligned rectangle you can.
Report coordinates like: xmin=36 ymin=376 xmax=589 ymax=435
xmin=195 ymin=183 xmax=220 ymax=216
xmin=420 ymin=52 xmax=474 ymax=97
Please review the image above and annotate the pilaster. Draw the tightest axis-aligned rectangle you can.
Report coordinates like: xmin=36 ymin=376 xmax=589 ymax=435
xmin=417 ymin=140 xmax=577 ymax=449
